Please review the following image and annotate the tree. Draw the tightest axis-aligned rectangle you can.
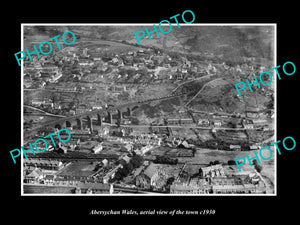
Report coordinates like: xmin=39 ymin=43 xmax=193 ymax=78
xmin=166 ymin=177 xmax=175 ymax=185
xmin=252 ymin=159 xmax=263 ymax=173
xmin=124 ymin=163 xmax=134 ymax=173
xmin=130 ymin=155 xmax=144 ymax=168
xmin=255 ymin=164 xmax=263 ymax=173
xmin=114 ymin=163 xmax=133 ymax=181
xmin=214 ymin=160 xmax=220 ymax=165
xmin=68 ymin=101 xmax=76 ymax=109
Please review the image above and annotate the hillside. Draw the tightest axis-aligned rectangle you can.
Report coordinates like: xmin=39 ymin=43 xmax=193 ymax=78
xmin=24 ymin=25 xmax=274 ymax=115
xmin=25 ymin=25 xmax=274 ymax=61
xmin=177 ymin=26 xmax=274 ymax=59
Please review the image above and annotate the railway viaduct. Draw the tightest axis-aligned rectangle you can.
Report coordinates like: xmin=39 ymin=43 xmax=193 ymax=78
xmin=24 ymin=92 xmax=187 ymax=139
xmin=24 ymin=106 xmax=132 ymax=139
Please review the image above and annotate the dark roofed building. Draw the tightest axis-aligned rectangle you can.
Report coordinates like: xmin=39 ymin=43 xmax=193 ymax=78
xmin=24 ymin=168 xmax=44 ymax=183
xmin=75 ymin=183 xmax=112 ymax=194
xmin=23 ymin=158 xmax=64 ymax=171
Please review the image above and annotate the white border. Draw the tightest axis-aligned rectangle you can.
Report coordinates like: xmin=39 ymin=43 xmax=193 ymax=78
xmin=21 ymin=24 xmax=24 ymax=195
xmin=21 ymin=23 xmax=277 ymax=196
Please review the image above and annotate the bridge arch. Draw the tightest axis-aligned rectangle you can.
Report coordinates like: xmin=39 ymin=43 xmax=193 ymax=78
xmin=76 ymin=118 xmax=82 ymax=130
xmin=126 ymin=108 xmax=131 ymax=116
xmin=66 ymin=121 xmax=72 ymax=129
xmin=117 ymin=109 xmax=122 ymax=120
xmin=132 ymin=106 xmax=139 ymax=111
xmin=54 ymin=124 xmax=62 ymax=131
xmin=103 ymin=111 xmax=112 ymax=124
xmin=97 ymin=114 xmax=102 ymax=126
xmin=84 ymin=116 xmax=93 ymax=132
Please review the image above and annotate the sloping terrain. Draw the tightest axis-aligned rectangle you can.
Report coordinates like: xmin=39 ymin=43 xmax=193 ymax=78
xmin=25 ymin=25 xmax=274 ymax=60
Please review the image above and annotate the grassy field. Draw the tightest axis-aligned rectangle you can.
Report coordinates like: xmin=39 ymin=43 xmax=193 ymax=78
xmin=57 ymin=161 xmax=97 ymax=177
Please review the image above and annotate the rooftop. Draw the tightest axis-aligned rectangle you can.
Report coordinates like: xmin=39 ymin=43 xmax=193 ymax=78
xmin=24 ymin=158 xmax=62 ymax=166
xmin=143 ymin=163 xmax=158 ymax=179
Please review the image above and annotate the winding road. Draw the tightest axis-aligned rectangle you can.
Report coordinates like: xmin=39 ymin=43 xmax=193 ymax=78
xmin=24 ymin=105 xmax=67 ymax=118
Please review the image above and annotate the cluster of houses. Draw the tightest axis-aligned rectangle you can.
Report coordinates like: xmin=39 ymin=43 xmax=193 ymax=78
xmin=170 ymin=164 xmax=266 ymax=194
xmin=24 ymin=65 xmax=63 ymax=88
xmin=24 ymin=41 xmax=220 ymax=96
xmin=23 ymin=132 xmax=266 ymax=194
xmin=23 ymin=155 xmax=118 ymax=188
xmin=23 ymin=158 xmax=66 ymax=184
xmin=25 ymin=42 xmax=271 ymax=125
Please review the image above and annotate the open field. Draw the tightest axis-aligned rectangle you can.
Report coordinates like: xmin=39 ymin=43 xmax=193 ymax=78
xmin=57 ymin=161 xmax=97 ymax=177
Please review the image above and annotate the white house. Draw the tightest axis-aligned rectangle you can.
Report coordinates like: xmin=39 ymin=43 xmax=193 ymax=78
xmin=214 ymin=120 xmax=222 ymax=126
xmin=92 ymin=143 xmax=103 ymax=154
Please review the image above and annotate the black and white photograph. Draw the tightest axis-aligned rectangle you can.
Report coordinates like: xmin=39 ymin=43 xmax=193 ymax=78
xmin=21 ymin=24 xmax=276 ymax=195
xmin=3 ymin=4 xmax=298 ymax=222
